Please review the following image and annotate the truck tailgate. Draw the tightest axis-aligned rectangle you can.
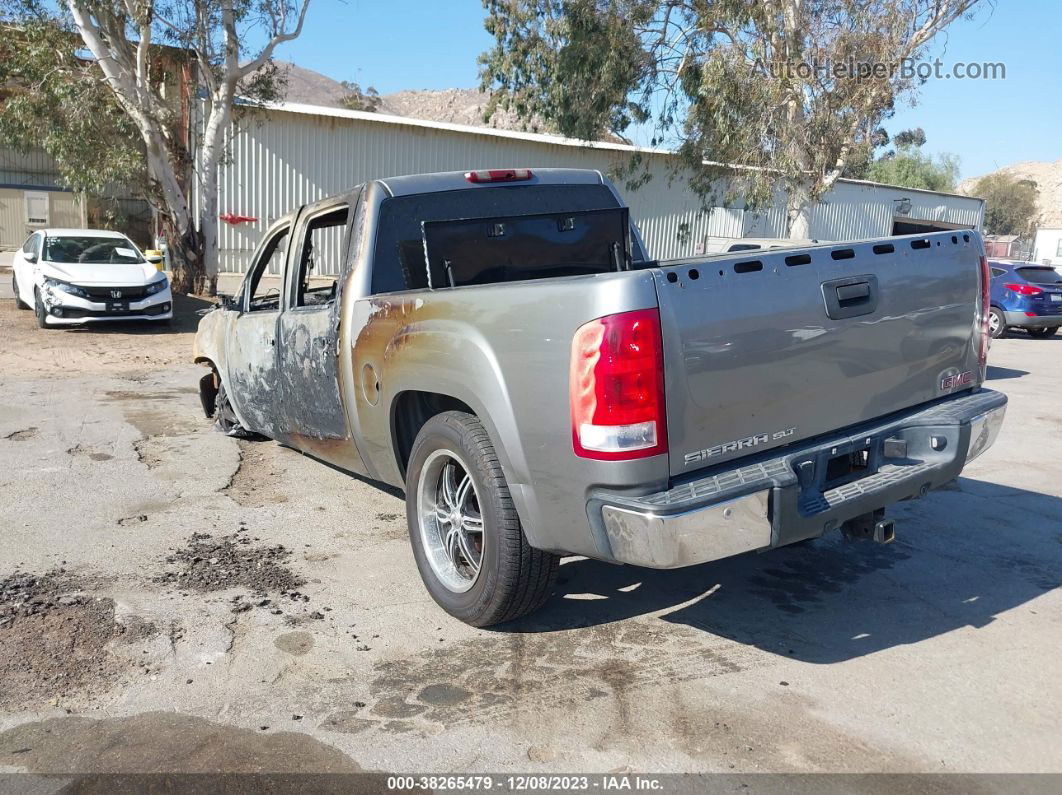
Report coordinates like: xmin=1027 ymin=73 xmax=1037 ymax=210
xmin=654 ymin=232 xmax=983 ymax=477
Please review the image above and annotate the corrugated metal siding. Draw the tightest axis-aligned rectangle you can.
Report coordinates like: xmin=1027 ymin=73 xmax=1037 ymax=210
xmin=812 ymin=180 xmax=984 ymax=240
xmin=0 ymin=188 xmax=28 ymax=249
xmin=0 ymin=187 xmax=85 ymax=249
xmin=49 ymin=192 xmax=85 ymax=228
xmin=0 ymin=149 xmax=64 ymax=189
xmin=212 ymin=108 xmax=985 ymax=273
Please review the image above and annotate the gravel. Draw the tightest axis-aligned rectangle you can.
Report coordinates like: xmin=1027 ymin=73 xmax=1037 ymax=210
xmin=154 ymin=530 xmax=306 ymax=595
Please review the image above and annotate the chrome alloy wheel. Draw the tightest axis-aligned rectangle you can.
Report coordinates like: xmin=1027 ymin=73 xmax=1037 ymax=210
xmin=988 ymin=310 xmax=1001 ymax=337
xmin=416 ymin=449 xmax=485 ymax=593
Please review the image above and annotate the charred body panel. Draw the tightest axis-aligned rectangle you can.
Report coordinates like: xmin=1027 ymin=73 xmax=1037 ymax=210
xmin=272 ymin=191 xmax=364 ymax=472
xmin=347 ymin=269 xmax=665 ymax=556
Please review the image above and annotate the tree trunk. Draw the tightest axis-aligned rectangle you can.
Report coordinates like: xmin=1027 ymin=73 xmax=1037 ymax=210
xmin=200 ymin=190 xmax=220 ymax=297
xmin=786 ymin=183 xmax=813 ymax=239
xmin=164 ymin=218 xmax=204 ymax=295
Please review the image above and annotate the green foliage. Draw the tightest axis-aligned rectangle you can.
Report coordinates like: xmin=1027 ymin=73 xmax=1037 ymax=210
xmin=0 ymin=17 xmax=149 ymax=198
xmin=2 ymin=0 xmax=309 ymax=293
xmin=893 ymin=127 xmax=927 ymax=148
xmin=866 ymin=146 xmax=959 ymax=192
xmin=479 ymin=0 xmax=982 ymax=231
xmin=974 ymin=173 xmax=1040 ymax=237
xmin=339 ymin=81 xmax=381 ymax=112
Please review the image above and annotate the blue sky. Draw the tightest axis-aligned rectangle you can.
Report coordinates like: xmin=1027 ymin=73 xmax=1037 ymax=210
xmin=276 ymin=0 xmax=1060 ymax=180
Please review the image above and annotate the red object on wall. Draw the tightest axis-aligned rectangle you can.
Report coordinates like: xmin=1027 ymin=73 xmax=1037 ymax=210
xmin=219 ymin=212 xmax=258 ymax=225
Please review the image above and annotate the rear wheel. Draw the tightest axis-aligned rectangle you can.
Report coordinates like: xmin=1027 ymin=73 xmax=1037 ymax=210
xmin=405 ymin=411 xmax=558 ymax=627
xmin=33 ymin=289 xmax=51 ymax=329
xmin=1028 ymin=326 xmax=1059 ymax=338
xmin=988 ymin=308 xmax=1006 ymax=339
xmin=12 ymin=274 xmax=29 ymax=310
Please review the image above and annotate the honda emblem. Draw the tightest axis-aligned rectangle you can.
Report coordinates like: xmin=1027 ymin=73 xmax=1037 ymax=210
xmin=110 ymin=290 xmax=122 ymax=299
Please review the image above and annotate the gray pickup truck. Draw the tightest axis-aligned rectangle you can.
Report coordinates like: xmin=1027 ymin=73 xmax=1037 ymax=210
xmin=194 ymin=168 xmax=1006 ymax=626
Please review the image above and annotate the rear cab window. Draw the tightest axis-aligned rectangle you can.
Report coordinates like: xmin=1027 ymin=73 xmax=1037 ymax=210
xmin=369 ymin=184 xmax=642 ymax=294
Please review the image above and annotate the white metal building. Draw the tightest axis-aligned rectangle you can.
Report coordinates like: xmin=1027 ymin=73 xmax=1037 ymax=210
xmin=212 ymin=102 xmax=985 ymax=274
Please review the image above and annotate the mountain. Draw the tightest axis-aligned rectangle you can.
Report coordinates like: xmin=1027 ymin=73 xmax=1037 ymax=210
xmin=264 ymin=62 xmax=555 ymax=135
xmin=958 ymin=160 xmax=1062 ymax=228
xmin=269 ymin=61 xmax=351 ymax=108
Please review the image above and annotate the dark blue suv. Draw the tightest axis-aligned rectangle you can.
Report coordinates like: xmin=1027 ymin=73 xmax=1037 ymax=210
xmin=988 ymin=260 xmax=1062 ymax=338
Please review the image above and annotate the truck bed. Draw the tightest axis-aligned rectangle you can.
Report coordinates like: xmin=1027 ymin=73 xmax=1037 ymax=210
xmin=650 ymin=231 xmax=983 ymax=476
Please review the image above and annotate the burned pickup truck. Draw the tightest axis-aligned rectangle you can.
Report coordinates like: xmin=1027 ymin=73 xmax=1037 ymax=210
xmin=194 ymin=168 xmax=1006 ymax=626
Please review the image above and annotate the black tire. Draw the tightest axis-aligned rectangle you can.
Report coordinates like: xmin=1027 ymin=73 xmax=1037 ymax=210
xmin=988 ymin=307 xmax=1006 ymax=339
xmin=33 ymin=289 xmax=51 ymax=329
xmin=405 ymin=411 xmax=559 ymax=627
xmin=213 ymin=381 xmax=252 ymax=437
xmin=12 ymin=274 xmax=29 ymax=310
xmin=1028 ymin=326 xmax=1059 ymax=338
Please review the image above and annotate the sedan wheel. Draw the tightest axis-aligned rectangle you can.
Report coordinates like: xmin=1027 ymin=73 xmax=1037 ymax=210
xmin=12 ymin=274 xmax=29 ymax=310
xmin=33 ymin=289 xmax=51 ymax=329
xmin=988 ymin=308 xmax=1005 ymax=339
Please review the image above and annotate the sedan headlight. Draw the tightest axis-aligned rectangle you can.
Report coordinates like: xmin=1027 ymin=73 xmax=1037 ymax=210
xmin=43 ymin=278 xmax=90 ymax=299
xmin=145 ymin=277 xmax=169 ymax=296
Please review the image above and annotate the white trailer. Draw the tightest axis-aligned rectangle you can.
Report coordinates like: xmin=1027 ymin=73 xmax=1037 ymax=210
xmin=1032 ymin=228 xmax=1062 ymax=272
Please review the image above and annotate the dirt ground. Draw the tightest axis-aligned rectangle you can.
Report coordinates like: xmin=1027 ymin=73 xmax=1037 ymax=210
xmin=0 ymin=276 xmax=1060 ymax=783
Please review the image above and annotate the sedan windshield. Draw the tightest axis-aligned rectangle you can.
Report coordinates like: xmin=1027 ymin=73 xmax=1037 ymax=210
xmin=1017 ymin=267 xmax=1062 ymax=285
xmin=44 ymin=236 xmax=144 ymax=265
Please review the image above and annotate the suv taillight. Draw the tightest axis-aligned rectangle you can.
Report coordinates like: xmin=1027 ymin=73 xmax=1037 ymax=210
xmin=979 ymin=255 xmax=990 ymax=374
xmin=1003 ymin=282 xmax=1042 ymax=296
xmin=570 ymin=309 xmax=667 ymax=460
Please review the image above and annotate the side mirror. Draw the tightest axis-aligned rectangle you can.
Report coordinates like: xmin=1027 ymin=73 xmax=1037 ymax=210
xmin=217 ymin=292 xmax=238 ymax=310
xmin=24 ymin=252 xmax=37 ymax=264
xmin=144 ymin=249 xmax=164 ymax=268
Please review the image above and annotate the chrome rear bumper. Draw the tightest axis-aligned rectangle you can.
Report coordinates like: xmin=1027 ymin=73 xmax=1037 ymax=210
xmin=593 ymin=389 xmax=1007 ymax=569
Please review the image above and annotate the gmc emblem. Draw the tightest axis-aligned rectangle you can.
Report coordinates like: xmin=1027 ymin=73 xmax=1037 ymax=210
xmin=940 ymin=371 xmax=973 ymax=390
xmin=110 ymin=290 xmax=122 ymax=299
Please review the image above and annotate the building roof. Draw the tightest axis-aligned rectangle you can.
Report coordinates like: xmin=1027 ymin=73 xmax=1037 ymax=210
xmin=265 ymin=100 xmax=663 ymax=155
xmin=262 ymin=100 xmax=983 ymax=205
xmin=265 ymin=100 xmax=985 ymax=204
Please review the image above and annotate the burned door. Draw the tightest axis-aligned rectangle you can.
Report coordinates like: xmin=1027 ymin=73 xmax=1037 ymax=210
xmin=274 ymin=193 xmax=364 ymax=472
xmin=223 ymin=222 xmax=289 ymax=438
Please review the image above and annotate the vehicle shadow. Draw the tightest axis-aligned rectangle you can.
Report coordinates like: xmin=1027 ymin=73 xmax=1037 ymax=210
xmin=507 ymin=478 xmax=1061 ymax=664
xmin=1001 ymin=329 xmax=1062 ymax=341
xmin=985 ymin=365 xmax=1029 ymax=380
xmin=60 ymin=293 xmax=213 ymax=334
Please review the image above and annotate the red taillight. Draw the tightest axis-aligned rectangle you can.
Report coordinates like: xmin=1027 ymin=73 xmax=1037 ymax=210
xmin=464 ymin=168 xmax=533 ymax=183
xmin=978 ymin=255 xmax=990 ymax=373
xmin=570 ymin=309 xmax=667 ymax=460
xmin=1003 ymin=282 xmax=1042 ymax=296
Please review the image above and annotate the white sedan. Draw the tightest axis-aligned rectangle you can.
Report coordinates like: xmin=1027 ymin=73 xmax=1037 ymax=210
xmin=10 ymin=228 xmax=173 ymax=328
